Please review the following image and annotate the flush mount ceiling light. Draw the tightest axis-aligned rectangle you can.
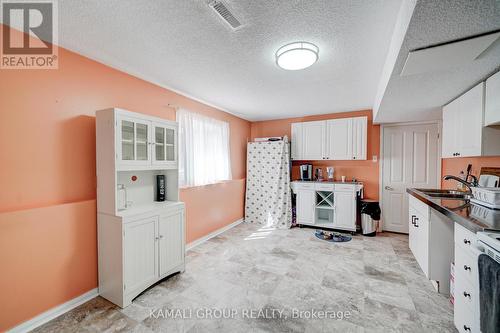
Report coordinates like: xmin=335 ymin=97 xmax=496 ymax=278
xmin=275 ymin=42 xmax=319 ymax=70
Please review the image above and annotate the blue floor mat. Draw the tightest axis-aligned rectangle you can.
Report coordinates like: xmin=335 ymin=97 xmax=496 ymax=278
xmin=314 ymin=230 xmax=352 ymax=242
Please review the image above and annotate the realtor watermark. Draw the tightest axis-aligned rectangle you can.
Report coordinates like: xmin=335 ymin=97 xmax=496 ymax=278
xmin=149 ymin=307 xmax=352 ymax=321
xmin=1 ymin=0 xmax=58 ymax=69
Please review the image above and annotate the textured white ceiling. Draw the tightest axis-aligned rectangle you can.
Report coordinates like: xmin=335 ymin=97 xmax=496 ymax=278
xmin=53 ymin=0 xmax=402 ymax=121
xmin=374 ymin=0 xmax=500 ymax=123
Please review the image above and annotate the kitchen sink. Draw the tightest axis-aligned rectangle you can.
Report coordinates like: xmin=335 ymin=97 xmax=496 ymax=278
xmin=416 ymin=189 xmax=472 ymax=199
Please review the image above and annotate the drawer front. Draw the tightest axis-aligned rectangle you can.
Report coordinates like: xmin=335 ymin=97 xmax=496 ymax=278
xmin=454 ymin=223 xmax=477 ymax=251
xmin=409 ymin=196 xmax=429 ymax=220
xmin=455 ymin=245 xmax=479 ymax=285
xmin=454 ymin=296 xmax=478 ymax=333
xmin=315 ymin=183 xmax=334 ymax=191
xmin=334 ymin=184 xmax=355 ymax=192
xmin=295 ymin=183 xmax=315 ymax=191
xmin=454 ymin=275 xmax=479 ymax=333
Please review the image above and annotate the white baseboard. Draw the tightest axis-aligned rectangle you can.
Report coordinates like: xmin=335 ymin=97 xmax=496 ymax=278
xmin=8 ymin=288 xmax=99 ymax=333
xmin=186 ymin=218 xmax=244 ymax=251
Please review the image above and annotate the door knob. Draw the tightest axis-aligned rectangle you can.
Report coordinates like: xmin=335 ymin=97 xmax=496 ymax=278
xmin=463 ymin=265 xmax=471 ymax=271
xmin=385 ymin=186 xmax=394 ymax=191
xmin=463 ymin=291 xmax=471 ymax=298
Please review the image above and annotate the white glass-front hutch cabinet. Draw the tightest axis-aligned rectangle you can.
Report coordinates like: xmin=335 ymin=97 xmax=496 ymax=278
xmin=96 ymin=108 xmax=184 ymax=308
xmin=115 ymin=114 xmax=177 ymax=170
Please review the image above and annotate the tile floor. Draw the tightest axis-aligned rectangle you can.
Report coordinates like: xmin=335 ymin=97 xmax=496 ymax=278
xmin=33 ymin=222 xmax=455 ymax=332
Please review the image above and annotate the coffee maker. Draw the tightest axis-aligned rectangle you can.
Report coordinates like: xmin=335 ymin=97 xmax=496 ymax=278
xmin=299 ymin=164 xmax=313 ymax=181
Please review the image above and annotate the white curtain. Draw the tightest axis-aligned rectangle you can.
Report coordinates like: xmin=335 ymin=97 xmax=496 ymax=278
xmin=177 ymin=109 xmax=232 ymax=187
xmin=245 ymin=137 xmax=292 ymax=229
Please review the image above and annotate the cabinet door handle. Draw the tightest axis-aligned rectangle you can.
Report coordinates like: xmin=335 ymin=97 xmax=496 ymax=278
xmin=464 ymin=265 xmax=471 ymax=271
xmin=353 ymin=156 xmax=356 ymax=160
xmin=155 ymin=236 xmax=159 ymax=241
xmin=463 ymin=291 xmax=471 ymax=298
xmin=414 ymin=224 xmax=419 ymax=228
xmin=463 ymin=238 xmax=471 ymax=245
xmin=159 ymin=235 xmax=164 ymax=239
xmin=385 ymin=186 xmax=394 ymax=191
xmin=463 ymin=325 xmax=471 ymax=332
xmin=411 ymin=215 xmax=416 ymax=225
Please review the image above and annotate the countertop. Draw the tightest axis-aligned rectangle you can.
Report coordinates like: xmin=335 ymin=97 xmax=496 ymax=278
xmin=291 ymin=180 xmax=363 ymax=185
xmin=407 ymin=188 xmax=500 ymax=233
xmin=116 ymin=201 xmax=184 ymax=218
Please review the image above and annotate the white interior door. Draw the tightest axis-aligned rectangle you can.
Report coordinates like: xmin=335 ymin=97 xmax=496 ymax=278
xmin=382 ymin=123 xmax=440 ymax=233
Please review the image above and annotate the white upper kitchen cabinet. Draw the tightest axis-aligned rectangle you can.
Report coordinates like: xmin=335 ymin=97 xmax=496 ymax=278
xmin=291 ymin=122 xmax=303 ymax=160
xmin=352 ymin=117 xmax=367 ymax=160
xmin=291 ymin=116 xmax=367 ymax=161
xmin=301 ymin=121 xmax=326 ymax=160
xmin=442 ymin=101 xmax=459 ymax=158
xmin=442 ymin=82 xmax=500 ymax=158
xmin=326 ymin=118 xmax=352 ymax=160
xmin=485 ymin=70 xmax=500 ymax=126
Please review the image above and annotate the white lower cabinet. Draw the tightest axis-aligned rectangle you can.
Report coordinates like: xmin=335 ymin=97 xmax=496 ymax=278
xmin=98 ymin=203 xmax=185 ymax=308
xmin=296 ymin=188 xmax=315 ymax=224
xmin=408 ymin=196 xmax=454 ymax=294
xmin=159 ymin=211 xmax=184 ymax=276
xmin=124 ymin=217 xmax=159 ymax=296
xmin=333 ymin=191 xmax=356 ymax=231
xmin=292 ymin=182 xmax=359 ymax=232
xmin=454 ymin=223 xmax=480 ymax=333
xmin=408 ymin=205 xmax=429 ymax=277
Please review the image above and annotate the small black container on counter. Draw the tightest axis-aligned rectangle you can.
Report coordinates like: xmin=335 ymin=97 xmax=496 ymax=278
xmin=156 ymin=175 xmax=166 ymax=201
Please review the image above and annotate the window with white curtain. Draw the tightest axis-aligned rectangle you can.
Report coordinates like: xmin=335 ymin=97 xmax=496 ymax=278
xmin=177 ymin=109 xmax=232 ymax=187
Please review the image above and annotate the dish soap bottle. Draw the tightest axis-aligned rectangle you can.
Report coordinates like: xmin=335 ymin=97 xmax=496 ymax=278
xmin=457 ymin=171 xmax=465 ymax=191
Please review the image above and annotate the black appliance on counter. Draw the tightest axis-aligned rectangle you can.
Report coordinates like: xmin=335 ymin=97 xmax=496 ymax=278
xmin=156 ymin=175 xmax=165 ymax=201
xmin=299 ymin=164 xmax=313 ymax=181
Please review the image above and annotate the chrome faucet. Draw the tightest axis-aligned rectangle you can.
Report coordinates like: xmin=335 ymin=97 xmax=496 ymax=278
xmin=443 ymin=174 xmax=478 ymax=192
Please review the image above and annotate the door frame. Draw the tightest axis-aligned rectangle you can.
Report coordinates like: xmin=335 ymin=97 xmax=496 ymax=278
xmin=378 ymin=120 xmax=442 ymax=232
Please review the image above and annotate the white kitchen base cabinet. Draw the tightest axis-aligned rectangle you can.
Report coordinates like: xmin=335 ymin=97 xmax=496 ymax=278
xmin=98 ymin=203 xmax=185 ymax=308
xmin=408 ymin=196 xmax=454 ymax=294
xmin=453 ymin=223 xmax=481 ymax=333
xmin=292 ymin=182 xmax=361 ymax=232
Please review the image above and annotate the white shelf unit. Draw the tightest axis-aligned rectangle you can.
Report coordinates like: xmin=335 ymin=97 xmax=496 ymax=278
xmin=96 ymin=108 xmax=185 ymax=308
xmin=315 ymin=191 xmax=335 ymax=226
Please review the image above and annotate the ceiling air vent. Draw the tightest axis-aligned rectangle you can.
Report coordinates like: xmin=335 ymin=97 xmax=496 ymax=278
xmin=208 ymin=1 xmax=242 ymax=30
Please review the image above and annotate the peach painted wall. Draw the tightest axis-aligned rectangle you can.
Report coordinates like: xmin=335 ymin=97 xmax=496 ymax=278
xmin=251 ymin=110 xmax=380 ymax=200
xmin=441 ymin=156 xmax=500 ymax=189
xmin=0 ymin=24 xmax=250 ymax=330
